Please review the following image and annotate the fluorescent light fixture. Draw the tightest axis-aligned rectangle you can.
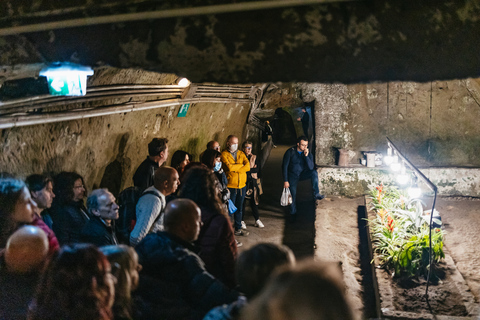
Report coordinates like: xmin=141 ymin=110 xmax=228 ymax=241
xmin=178 ymin=78 xmax=191 ymax=87
xmin=39 ymin=62 xmax=93 ymax=96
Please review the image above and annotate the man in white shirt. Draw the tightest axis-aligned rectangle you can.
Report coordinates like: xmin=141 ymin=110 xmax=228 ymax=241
xmin=130 ymin=166 xmax=179 ymax=246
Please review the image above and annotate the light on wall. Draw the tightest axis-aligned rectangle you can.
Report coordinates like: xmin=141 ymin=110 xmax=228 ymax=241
xmin=39 ymin=62 xmax=94 ymax=96
xmin=178 ymin=78 xmax=191 ymax=87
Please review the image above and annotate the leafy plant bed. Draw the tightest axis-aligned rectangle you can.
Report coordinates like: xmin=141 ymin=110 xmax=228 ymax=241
xmin=366 ymin=198 xmax=477 ymax=319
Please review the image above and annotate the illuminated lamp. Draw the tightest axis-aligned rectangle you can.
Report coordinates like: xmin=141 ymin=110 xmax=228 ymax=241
xmin=396 ymin=165 xmax=410 ymax=185
xmin=39 ymin=62 xmax=93 ymax=96
xmin=408 ymin=185 xmax=423 ymax=199
xmin=178 ymin=78 xmax=191 ymax=87
xmin=384 ymin=146 xmax=394 ymax=165
xmin=390 ymin=154 xmax=401 ymax=172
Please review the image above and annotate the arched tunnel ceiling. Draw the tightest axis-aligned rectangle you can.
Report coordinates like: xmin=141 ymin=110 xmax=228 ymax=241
xmin=1 ymin=0 xmax=480 ymax=84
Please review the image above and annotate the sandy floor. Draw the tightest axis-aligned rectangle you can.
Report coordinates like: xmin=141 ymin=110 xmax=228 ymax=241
xmin=237 ymin=145 xmax=480 ymax=318
xmin=437 ymin=197 xmax=480 ymax=305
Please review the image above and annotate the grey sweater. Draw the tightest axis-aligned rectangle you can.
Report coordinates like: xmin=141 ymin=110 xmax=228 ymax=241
xmin=130 ymin=186 xmax=165 ymax=246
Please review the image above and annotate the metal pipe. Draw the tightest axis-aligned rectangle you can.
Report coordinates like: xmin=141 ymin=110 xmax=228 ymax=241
xmin=0 ymin=0 xmax=360 ymax=36
xmin=0 ymin=96 xmax=251 ymax=129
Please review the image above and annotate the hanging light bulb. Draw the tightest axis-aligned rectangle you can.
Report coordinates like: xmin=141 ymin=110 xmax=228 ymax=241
xmin=396 ymin=165 xmax=410 ymax=185
xmin=408 ymin=175 xmax=422 ymax=199
xmin=384 ymin=146 xmax=394 ymax=165
xmin=390 ymin=153 xmax=401 ymax=172
xmin=408 ymin=185 xmax=423 ymax=199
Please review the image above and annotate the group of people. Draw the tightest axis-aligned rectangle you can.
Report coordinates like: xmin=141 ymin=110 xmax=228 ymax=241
xmin=0 ymin=130 xmax=346 ymax=320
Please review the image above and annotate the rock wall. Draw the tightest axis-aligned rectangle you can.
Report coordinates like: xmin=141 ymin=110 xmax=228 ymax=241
xmin=0 ymin=101 xmax=250 ymax=195
xmin=300 ymin=79 xmax=480 ymax=167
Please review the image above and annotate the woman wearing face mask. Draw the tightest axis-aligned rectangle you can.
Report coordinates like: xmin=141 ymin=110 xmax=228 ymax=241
xmin=201 ymin=149 xmax=230 ymax=205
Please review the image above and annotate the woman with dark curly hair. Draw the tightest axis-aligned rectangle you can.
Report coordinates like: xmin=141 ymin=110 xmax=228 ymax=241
xmin=0 ymin=178 xmax=37 ymax=248
xmin=50 ymin=172 xmax=90 ymax=245
xmin=178 ymin=166 xmax=237 ymax=288
xmin=28 ymin=243 xmax=115 ymax=320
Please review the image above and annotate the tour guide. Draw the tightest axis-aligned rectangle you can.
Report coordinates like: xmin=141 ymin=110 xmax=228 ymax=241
xmin=282 ymin=136 xmax=324 ymax=220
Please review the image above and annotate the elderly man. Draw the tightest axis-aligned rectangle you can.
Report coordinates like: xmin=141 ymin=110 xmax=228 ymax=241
xmin=81 ymin=189 xmax=120 ymax=246
xmin=130 ymin=166 xmax=179 ymax=246
xmin=221 ymin=135 xmax=250 ymax=236
xmin=133 ymin=137 xmax=169 ymax=192
xmin=0 ymin=226 xmax=49 ymax=320
xmin=135 ymin=199 xmax=239 ymax=320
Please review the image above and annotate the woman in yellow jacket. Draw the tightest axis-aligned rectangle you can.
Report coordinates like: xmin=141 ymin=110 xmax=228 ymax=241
xmin=221 ymin=135 xmax=250 ymax=236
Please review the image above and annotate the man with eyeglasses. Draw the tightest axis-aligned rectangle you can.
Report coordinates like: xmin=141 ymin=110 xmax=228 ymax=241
xmin=282 ymin=136 xmax=324 ymax=222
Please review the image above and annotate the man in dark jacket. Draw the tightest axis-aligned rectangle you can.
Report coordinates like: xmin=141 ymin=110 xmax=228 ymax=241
xmin=81 ymin=189 xmax=119 ymax=246
xmin=135 ymin=199 xmax=239 ymax=320
xmin=282 ymin=136 xmax=324 ymax=220
xmin=297 ymin=106 xmax=310 ymax=138
xmin=133 ymin=137 xmax=169 ymax=192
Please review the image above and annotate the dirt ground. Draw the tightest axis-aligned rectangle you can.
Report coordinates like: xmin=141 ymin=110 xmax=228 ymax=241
xmin=239 ymin=145 xmax=480 ymax=319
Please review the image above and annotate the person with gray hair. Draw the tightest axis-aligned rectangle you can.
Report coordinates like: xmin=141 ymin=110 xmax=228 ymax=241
xmin=80 ymin=189 xmax=119 ymax=246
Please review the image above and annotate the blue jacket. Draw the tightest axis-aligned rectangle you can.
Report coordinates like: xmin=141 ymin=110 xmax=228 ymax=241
xmin=282 ymin=146 xmax=315 ymax=182
xmin=135 ymin=232 xmax=239 ymax=320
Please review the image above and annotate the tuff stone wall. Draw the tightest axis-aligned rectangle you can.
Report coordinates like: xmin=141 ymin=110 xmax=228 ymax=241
xmin=318 ymin=167 xmax=480 ymax=198
xmin=0 ymin=101 xmax=250 ymax=196
xmin=299 ymin=79 xmax=480 ymax=167
xmin=0 ymin=67 xmax=252 ymax=195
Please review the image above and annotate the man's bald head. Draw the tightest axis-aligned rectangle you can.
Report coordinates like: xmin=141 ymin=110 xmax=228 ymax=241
xmin=163 ymin=199 xmax=202 ymax=242
xmin=154 ymin=166 xmax=180 ymax=196
xmin=4 ymin=226 xmax=49 ymax=274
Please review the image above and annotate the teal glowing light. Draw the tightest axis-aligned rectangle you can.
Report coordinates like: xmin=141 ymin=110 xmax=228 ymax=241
xmin=39 ymin=62 xmax=94 ymax=96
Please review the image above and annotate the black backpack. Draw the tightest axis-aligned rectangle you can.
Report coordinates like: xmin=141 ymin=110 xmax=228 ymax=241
xmin=116 ymin=186 xmax=160 ymax=245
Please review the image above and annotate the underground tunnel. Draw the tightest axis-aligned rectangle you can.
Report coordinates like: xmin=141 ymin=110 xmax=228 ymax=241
xmin=1 ymin=1 xmax=480 ymax=319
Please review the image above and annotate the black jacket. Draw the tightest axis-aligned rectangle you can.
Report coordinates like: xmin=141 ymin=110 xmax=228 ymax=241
xmin=80 ymin=216 xmax=118 ymax=247
xmin=51 ymin=200 xmax=90 ymax=245
xmin=133 ymin=157 xmax=159 ymax=192
xmin=135 ymin=232 xmax=239 ymax=320
xmin=282 ymin=146 xmax=315 ymax=182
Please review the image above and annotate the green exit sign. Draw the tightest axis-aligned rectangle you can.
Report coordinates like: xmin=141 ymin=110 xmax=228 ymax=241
xmin=46 ymin=74 xmax=86 ymax=96
xmin=39 ymin=63 xmax=94 ymax=96
xmin=177 ymin=103 xmax=191 ymax=117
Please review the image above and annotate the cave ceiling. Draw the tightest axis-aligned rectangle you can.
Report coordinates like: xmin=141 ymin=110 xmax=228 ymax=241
xmin=1 ymin=0 xmax=480 ymax=85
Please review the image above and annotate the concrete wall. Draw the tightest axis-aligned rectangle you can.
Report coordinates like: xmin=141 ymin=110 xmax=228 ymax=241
xmin=300 ymin=79 xmax=480 ymax=167
xmin=318 ymin=167 xmax=480 ymax=198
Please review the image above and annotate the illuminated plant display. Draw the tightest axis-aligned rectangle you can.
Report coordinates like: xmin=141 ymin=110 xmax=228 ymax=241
xmin=368 ymin=184 xmax=445 ymax=278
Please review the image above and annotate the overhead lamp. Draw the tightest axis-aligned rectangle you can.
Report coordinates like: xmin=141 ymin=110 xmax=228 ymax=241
xmin=39 ymin=62 xmax=93 ymax=96
xmin=178 ymin=78 xmax=191 ymax=87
